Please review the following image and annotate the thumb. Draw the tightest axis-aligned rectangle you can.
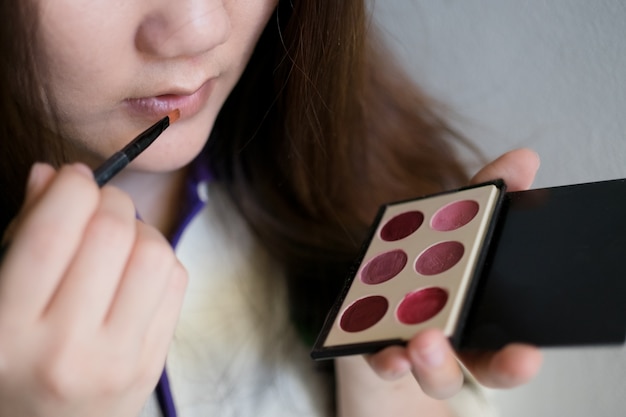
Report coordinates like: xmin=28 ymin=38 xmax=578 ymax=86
xmin=471 ymin=148 xmax=540 ymax=192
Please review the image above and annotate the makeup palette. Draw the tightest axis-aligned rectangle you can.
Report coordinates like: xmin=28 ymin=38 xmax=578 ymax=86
xmin=311 ymin=179 xmax=626 ymax=359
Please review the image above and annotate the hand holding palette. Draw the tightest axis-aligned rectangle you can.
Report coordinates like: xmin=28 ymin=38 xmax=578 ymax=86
xmin=311 ymin=179 xmax=626 ymax=360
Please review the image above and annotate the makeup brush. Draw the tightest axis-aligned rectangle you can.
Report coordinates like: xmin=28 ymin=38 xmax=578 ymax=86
xmin=0 ymin=109 xmax=181 ymax=261
xmin=94 ymin=109 xmax=181 ymax=186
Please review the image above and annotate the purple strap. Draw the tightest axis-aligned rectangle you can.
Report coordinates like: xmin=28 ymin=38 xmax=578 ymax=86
xmin=154 ymin=147 xmax=212 ymax=417
xmin=156 ymin=369 xmax=177 ymax=417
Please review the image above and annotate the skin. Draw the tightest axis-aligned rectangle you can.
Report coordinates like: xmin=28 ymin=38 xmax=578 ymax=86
xmin=0 ymin=0 xmax=542 ymax=415
xmin=338 ymin=149 xmax=543 ymax=416
xmin=0 ymin=163 xmax=188 ymax=417
xmin=39 ymin=0 xmax=279 ymax=235
xmin=39 ymin=0 xmax=277 ymax=172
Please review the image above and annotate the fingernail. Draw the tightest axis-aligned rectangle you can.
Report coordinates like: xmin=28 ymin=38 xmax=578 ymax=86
xmin=26 ymin=162 xmax=46 ymax=192
xmin=386 ymin=362 xmax=412 ymax=380
xmin=413 ymin=341 xmax=445 ymax=368
xmin=71 ymin=162 xmax=95 ymax=179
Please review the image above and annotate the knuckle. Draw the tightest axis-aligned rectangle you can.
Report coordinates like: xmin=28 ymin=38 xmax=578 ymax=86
xmin=85 ymin=208 xmax=134 ymax=247
xmin=101 ymin=186 xmax=136 ymax=216
xmin=135 ymin=363 xmax=162 ymax=391
xmin=36 ymin=341 xmax=138 ymax=400
xmin=100 ymin=345 xmax=160 ymax=393
xmin=23 ymin=223 xmax=67 ymax=260
xmin=36 ymin=353 xmax=84 ymax=400
xmin=97 ymin=364 xmax=134 ymax=395
xmin=57 ymin=165 xmax=100 ymax=201
xmin=172 ymin=262 xmax=189 ymax=290
xmin=16 ymin=166 xmax=101 ymax=258
xmin=133 ymin=229 xmax=174 ymax=268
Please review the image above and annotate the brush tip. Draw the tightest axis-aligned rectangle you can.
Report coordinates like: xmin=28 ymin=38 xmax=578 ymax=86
xmin=167 ymin=109 xmax=181 ymax=124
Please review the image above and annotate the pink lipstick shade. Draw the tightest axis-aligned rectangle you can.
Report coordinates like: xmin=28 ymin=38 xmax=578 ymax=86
xmin=125 ymin=79 xmax=214 ymax=121
xmin=312 ymin=178 xmax=626 ymax=360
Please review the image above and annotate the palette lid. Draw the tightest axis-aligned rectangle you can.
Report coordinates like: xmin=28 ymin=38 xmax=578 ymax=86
xmin=460 ymin=178 xmax=626 ymax=350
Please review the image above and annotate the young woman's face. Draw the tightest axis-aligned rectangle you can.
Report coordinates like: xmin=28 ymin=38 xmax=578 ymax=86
xmin=38 ymin=0 xmax=278 ymax=171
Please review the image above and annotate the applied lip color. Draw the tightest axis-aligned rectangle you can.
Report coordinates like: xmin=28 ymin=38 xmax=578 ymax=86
xmin=125 ymin=79 xmax=215 ymax=121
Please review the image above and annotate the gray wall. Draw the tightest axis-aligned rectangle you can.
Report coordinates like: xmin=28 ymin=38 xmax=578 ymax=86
xmin=374 ymin=1 xmax=626 ymax=416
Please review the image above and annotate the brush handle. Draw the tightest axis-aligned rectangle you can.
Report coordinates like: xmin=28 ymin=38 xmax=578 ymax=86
xmin=93 ymin=152 xmax=129 ymax=187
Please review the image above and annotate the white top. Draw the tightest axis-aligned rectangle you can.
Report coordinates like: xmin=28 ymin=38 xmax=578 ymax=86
xmin=137 ymin=181 xmax=495 ymax=417
xmin=139 ymin=182 xmax=333 ymax=417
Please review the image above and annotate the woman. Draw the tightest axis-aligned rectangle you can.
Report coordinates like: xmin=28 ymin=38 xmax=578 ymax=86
xmin=0 ymin=1 xmax=541 ymax=416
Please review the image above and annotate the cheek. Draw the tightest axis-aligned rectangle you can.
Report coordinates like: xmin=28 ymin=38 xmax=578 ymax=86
xmin=38 ymin=5 xmax=138 ymax=158
xmin=37 ymin=0 xmax=279 ymax=170
xmin=41 ymin=3 xmax=137 ymax=116
xmin=225 ymin=0 xmax=278 ymax=63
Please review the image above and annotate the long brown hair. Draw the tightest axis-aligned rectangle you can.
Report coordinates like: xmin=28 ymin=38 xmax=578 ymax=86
xmin=0 ymin=1 xmax=470 ymax=339
xmin=208 ymin=1 xmax=470 ymax=339
xmin=0 ymin=3 xmax=58 ymax=233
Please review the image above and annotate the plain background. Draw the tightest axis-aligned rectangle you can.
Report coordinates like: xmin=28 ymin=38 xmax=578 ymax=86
xmin=374 ymin=1 xmax=626 ymax=416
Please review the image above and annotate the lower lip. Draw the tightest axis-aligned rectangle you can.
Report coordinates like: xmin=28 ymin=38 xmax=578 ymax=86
xmin=125 ymin=79 xmax=215 ymax=121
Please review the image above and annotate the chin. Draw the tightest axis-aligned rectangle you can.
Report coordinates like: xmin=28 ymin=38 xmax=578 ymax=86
xmin=135 ymin=119 xmax=214 ymax=172
xmin=137 ymin=142 xmax=209 ymax=173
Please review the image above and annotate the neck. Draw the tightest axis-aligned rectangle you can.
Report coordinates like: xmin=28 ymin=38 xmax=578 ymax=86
xmin=108 ymin=167 xmax=188 ymax=237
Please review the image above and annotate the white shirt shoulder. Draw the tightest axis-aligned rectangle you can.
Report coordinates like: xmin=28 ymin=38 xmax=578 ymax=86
xmin=139 ymin=183 xmax=333 ymax=417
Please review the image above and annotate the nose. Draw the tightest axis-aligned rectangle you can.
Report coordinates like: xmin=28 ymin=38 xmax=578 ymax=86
xmin=135 ymin=0 xmax=231 ymax=58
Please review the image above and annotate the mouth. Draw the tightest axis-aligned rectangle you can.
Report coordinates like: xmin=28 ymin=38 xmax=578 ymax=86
xmin=125 ymin=79 xmax=215 ymax=121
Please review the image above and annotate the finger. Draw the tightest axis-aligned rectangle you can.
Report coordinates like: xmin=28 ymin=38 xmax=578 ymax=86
xmin=0 ymin=164 xmax=99 ymax=321
xmin=45 ymin=186 xmax=137 ymax=326
xmin=407 ymin=328 xmax=464 ymax=399
xmin=471 ymin=148 xmax=540 ymax=191
xmin=138 ymin=261 xmax=187 ymax=382
xmin=105 ymin=223 xmax=181 ymax=338
xmin=1 ymin=163 xmax=57 ymax=246
xmin=365 ymin=345 xmax=412 ymax=381
xmin=21 ymin=163 xmax=59 ymax=214
xmin=461 ymin=343 xmax=543 ymax=389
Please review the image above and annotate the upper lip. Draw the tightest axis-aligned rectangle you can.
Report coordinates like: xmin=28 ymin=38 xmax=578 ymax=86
xmin=129 ymin=77 xmax=214 ymax=100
